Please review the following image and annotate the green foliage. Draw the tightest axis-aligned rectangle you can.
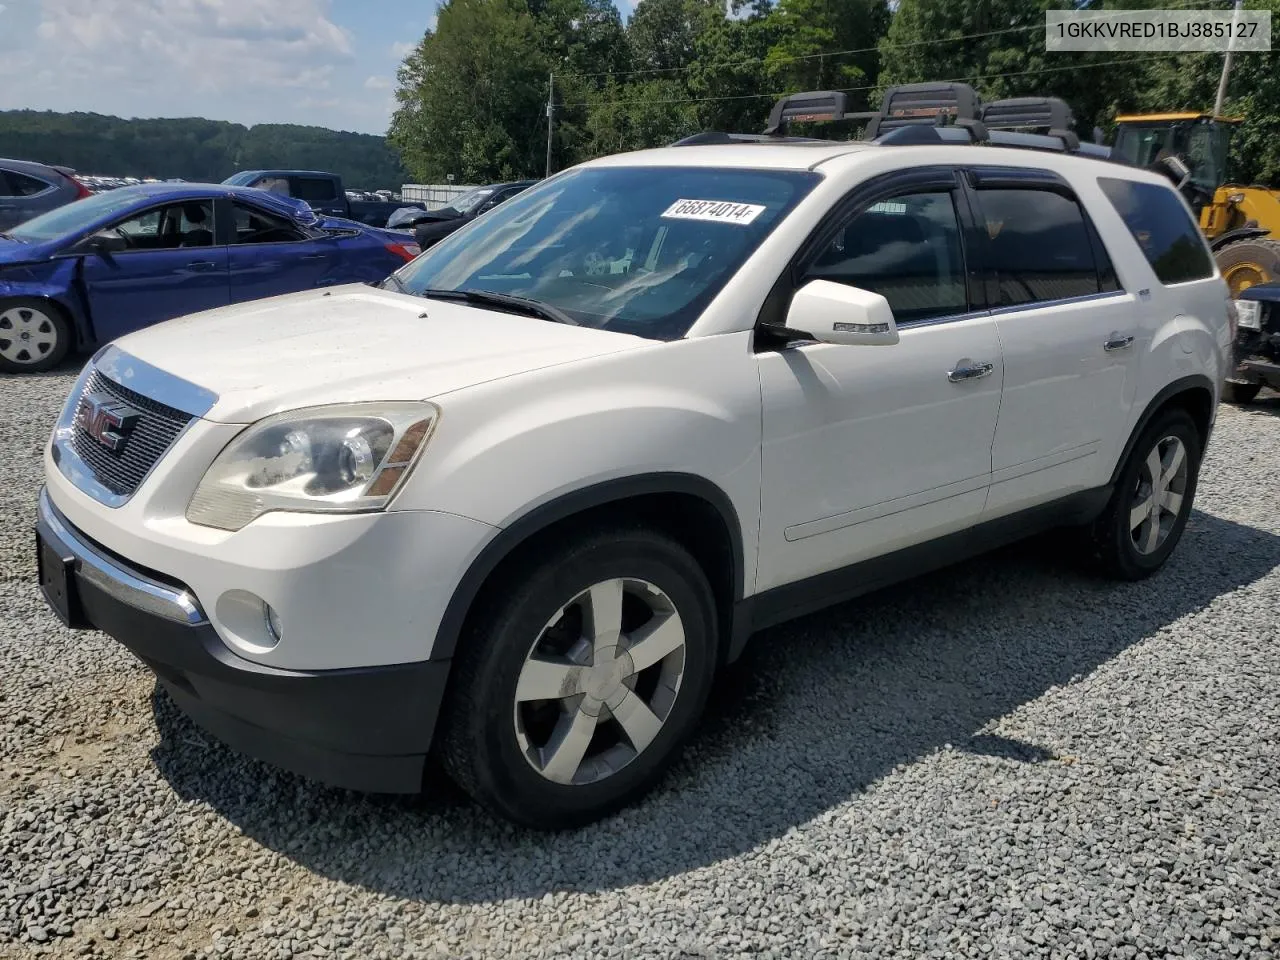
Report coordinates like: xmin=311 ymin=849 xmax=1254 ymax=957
xmin=0 ymin=110 xmax=406 ymax=187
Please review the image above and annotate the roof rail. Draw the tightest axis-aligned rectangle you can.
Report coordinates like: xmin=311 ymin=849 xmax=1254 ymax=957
xmin=865 ymin=82 xmax=987 ymax=143
xmin=981 ymin=97 xmax=1080 ymax=151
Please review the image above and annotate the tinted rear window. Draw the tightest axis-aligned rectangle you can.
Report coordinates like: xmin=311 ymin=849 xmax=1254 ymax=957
xmin=1097 ymin=177 xmax=1214 ymax=285
xmin=292 ymin=177 xmax=338 ymax=205
xmin=973 ymin=188 xmax=1103 ymax=306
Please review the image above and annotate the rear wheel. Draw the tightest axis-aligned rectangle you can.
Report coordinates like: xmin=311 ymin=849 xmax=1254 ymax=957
xmin=439 ymin=527 xmax=718 ymax=829
xmin=0 ymin=298 xmax=71 ymax=373
xmin=1090 ymin=409 xmax=1202 ymax=581
xmin=1223 ymin=381 xmax=1262 ymax=404
xmin=1216 ymin=237 xmax=1280 ymax=297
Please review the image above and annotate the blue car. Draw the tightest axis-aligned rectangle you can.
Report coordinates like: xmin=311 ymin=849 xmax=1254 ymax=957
xmin=0 ymin=183 xmax=420 ymax=372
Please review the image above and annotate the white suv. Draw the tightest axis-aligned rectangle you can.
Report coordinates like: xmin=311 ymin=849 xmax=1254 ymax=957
xmin=36 ymin=117 xmax=1232 ymax=828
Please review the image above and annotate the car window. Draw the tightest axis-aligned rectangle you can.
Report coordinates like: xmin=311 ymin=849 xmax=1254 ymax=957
xmin=290 ymin=177 xmax=338 ymax=205
xmin=103 ymin=201 xmax=215 ymax=251
xmin=2 ymin=170 xmax=52 ymax=197
xmin=972 ymin=188 xmax=1103 ymax=306
xmin=803 ymin=191 xmax=969 ymax=325
xmin=1096 ymin=177 xmax=1215 ymax=285
xmin=393 ymin=166 xmax=820 ymax=340
xmin=231 ymin=202 xmax=306 ymax=244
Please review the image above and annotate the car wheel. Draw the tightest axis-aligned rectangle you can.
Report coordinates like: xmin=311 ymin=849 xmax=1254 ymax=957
xmin=1091 ymin=408 xmax=1201 ymax=581
xmin=0 ymin=298 xmax=71 ymax=373
xmin=1222 ymin=381 xmax=1262 ymax=405
xmin=439 ymin=527 xmax=718 ymax=829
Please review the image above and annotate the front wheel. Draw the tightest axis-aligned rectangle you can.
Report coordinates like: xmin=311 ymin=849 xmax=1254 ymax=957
xmin=438 ymin=527 xmax=718 ymax=829
xmin=0 ymin=298 xmax=72 ymax=373
xmin=1090 ymin=409 xmax=1202 ymax=581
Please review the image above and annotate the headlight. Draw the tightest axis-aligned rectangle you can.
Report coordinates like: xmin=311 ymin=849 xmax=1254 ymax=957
xmin=186 ymin=402 xmax=439 ymax=531
xmin=1233 ymin=299 xmax=1262 ymax=331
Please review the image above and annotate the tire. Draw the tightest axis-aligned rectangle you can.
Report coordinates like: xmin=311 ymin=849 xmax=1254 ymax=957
xmin=438 ymin=526 xmax=718 ymax=829
xmin=1090 ymin=408 xmax=1202 ymax=581
xmin=0 ymin=298 xmax=72 ymax=373
xmin=1222 ymin=381 xmax=1262 ymax=405
xmin=1216 ymin=237 xmax=1280 ymax=297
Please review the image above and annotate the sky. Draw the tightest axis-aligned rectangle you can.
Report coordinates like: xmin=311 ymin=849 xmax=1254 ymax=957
xmin=0 ymin=0 xmax=639 ymax=135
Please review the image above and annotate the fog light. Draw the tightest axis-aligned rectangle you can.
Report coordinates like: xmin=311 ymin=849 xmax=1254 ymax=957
xmin=263 ymin=603 xmax=283 ymax=646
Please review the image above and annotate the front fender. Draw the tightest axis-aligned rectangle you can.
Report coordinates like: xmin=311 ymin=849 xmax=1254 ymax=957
xmin=0 ymin=257 xmax=92 ymax=347
xmin=391 ymin=332 xmax=764 ymax=587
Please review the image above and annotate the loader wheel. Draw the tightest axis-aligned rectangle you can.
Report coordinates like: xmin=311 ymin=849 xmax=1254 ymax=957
xmin=1217 ymin=238 xmax=1280 ymax=296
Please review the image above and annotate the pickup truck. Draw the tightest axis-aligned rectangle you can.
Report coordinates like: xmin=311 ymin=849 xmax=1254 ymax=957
xmin=221 ymin=169 xmax=423 ymax=228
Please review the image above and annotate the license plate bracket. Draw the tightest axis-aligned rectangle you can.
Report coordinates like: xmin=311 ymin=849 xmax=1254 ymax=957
xmin=36 ymin=528 xmax=88 ymax=629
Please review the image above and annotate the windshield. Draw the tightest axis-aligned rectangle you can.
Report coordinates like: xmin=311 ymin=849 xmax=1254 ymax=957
xmin=389 ymin=166 xmax=819 ymax=340
xmin=9 ymin=188 xmax=145 ymax=243
xmin=446 ymin=186 xmax=497 ymax=215
xmin=222 ymin=171 xmax=261 ymax=186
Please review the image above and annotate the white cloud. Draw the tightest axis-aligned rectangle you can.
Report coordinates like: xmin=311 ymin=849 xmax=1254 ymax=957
xmin=364 ymin=75 xmax=391 ymax=90
xmin=4 ymin=0 xmax=355 ymax=112
xmin=389 ymin=40 xmax=414 ymax=59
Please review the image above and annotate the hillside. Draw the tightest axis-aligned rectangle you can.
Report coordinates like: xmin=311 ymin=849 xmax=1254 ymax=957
xmin=0 ymin=110 xmax=408 ymax=189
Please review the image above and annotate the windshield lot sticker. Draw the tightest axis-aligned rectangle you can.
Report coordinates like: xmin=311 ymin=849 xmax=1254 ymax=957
xmin=661 ymin=199 xmax=767 ymax=225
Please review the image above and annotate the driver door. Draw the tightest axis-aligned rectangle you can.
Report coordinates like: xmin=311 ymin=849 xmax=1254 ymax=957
xmin=79 ymin=200 xmax=230 ymax=343
xmin=756 ymin=170 xmax=1003 ymax=593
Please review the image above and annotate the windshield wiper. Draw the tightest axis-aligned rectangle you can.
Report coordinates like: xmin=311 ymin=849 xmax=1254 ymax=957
xmin=416 ymin=288 xmax=579 ymax=326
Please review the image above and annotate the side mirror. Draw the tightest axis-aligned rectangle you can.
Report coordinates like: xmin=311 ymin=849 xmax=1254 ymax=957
xmin=784 ymin=279 xmax=900 ymax=346
xmin=80 ymin=233 xmax=123 ymax=256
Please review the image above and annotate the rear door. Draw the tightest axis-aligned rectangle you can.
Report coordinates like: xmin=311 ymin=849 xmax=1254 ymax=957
xmin=79 ymin=199 xmax=230 ymax=342
xmin=964 ymin=168 xmax=1143 ymax=516
xmin=222 ymin=199 xmax=338 ymax=302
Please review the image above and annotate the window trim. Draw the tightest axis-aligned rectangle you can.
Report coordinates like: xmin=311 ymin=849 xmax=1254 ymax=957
xmin=754 ymin=165 xmax=987 ymax=344
xmin=960 ymin=169 xmax=1121 ymax=311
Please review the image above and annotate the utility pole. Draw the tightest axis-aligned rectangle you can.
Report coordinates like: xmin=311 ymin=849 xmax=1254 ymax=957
xmin=545 ymin=72 xmax=555 ymax=179
xmin=1213 ymin=0 xmax=1243 ymax=117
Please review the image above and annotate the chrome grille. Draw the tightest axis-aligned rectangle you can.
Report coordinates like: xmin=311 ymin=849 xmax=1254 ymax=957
xmin=69 ymin=371 xmax=193 ymax=497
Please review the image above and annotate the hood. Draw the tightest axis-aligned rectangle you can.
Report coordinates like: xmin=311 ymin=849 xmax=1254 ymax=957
xmin=111 ymin=284 xmax=647 ymax=423
xmin=0 ymin=236 xmax=50 ymax=265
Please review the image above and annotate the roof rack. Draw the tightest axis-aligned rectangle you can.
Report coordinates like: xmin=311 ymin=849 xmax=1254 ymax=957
xmin=670 ymin=81 xmax=1116 ymax=162
xmin=981 ymin=97 xmax=1079 ymax=151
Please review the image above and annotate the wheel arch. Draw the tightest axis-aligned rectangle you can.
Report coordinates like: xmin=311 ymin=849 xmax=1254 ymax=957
xmin=430 ymin=473 xmax=745 ymax=665
xmin=1209 ymin=226 xmax=1270 ymax=252
xmin=1108 ymin=375 xmax=1216 ymax=488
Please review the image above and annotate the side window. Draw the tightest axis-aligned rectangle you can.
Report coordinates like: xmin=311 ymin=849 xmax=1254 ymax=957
xmin=1096 ymin=177 xmax=1215 ymax=285
xmin=291 ymin=177 xmax=338 ymax=205
xmin=3 ymin=171 xmax=52 ymax=197
xmin=972 ymin=188 xmax=1101 ymax=306
xmin=802 ymin=191 xmax=968 ymax=325
xmin=106 ymin=201 xmax=214 ymax=251
xmin=231 ymin=202 xmax=306 ymax=244
xmin=254 ymin=176 xmax=292 ymax=197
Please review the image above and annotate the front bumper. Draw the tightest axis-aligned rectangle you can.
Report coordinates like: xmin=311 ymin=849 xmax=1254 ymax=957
xmin=36 ymin=488 xmax=449 ymax=793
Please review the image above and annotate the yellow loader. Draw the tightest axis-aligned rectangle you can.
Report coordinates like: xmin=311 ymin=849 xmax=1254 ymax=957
xmin=1112 ymin=112 xmax=1280 ymax=295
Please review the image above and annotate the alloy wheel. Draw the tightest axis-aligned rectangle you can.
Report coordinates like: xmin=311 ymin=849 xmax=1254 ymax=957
xmin=513 ymin=577 xmax=687 ymax=786
xmin=1129 ymin=435 xmax=1189 ymax=556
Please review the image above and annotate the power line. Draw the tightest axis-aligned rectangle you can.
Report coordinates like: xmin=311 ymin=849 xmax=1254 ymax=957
xmin=563 ymin=52 xmax=1183 ymax=109
xmin=554 ymin=0 xmax=1232 ymax=84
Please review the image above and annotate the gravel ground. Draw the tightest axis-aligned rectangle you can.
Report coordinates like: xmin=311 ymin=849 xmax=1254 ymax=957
xmin=1 ymin=366 xmax=1278 ymax=960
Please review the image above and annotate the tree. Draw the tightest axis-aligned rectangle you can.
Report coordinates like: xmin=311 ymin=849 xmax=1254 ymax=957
xmin=765 ymin=0 xmax=889 ymax=111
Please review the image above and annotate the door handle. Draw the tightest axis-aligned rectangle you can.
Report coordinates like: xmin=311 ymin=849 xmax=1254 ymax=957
xmin=186 ymin=260 xmax=218 ymax=271
xmin=948 ymin=360 xmax=994 ymax=383
xmin=301 ymin=253 xmax=328 ymax=260
xmin=1104 ymin=334 xmax=1135 ymax=351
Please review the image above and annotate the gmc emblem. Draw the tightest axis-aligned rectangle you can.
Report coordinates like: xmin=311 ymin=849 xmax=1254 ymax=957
xmin=79 ymin=392 xmax=141 ymax=452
